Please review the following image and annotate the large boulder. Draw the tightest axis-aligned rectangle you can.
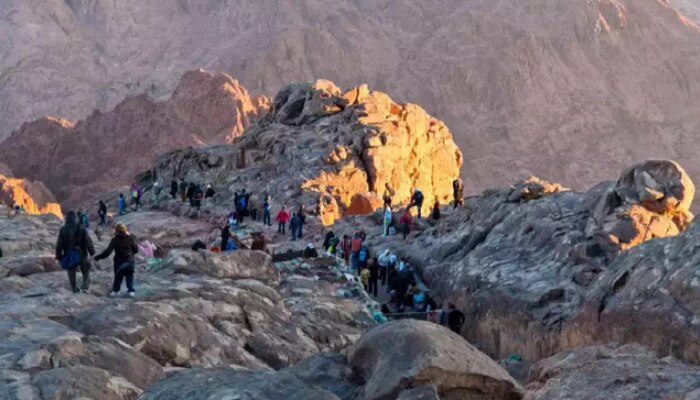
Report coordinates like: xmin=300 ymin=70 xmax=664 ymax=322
xmin=525 ymin=344 xmax=700 ymax=400
xmin=586 ymin=160 xmax=695 ymax=255
xmin=347 ymin=320 xmax=523 ymax=400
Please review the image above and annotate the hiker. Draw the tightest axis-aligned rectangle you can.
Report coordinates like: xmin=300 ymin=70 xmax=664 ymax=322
xmin=179 ymin=179 xmax=188 ymax=202
xmin=205 ymin=184 xmax=215 ymax=199
xmin=447 ymin=304 xmax=465 ymax=334
xmin=303 ymin=243 xmax=318 ymax=258
xmin=368 ymin=257 xmax=379 ymax=297
xmin=383 ymin=207 xmax=392 ymax=236
xmin=289 ymin=212 xmax=301 ymax=241
xmin=56 ymin=210 xmax=95 ymax=293
xmin=221 ymin=224 xmax=231 ymax=252
xmin=453 ymin=178 xmax=464 ymax=209
xmin=297 ymin=204 xmax=306 ymax=238
xmin=360 ymin=266 xmax=370 ymax=292
xmin=130 ymin=181 xmax=142 ymax=210
xmin=79 ymin=210 xmax=90 ymax=228
xmin=248 ymin=193 xmax=259 ymax=221
xmin=118 ymin=194 xmax=127 ymax=215
xmin=387 ymin=255 xmax=398 ymax=293
xmin=275 ymin=206 xmax=290 ymax=234
xmin=193 ymin=185 xmax=204 ymax=210
xmin=153 ymin=180 xmax=162 ymax=207
xmin=410 ymin=188 xmax=424 ymax=218
xmin=393 ymin=268 xmax=410 ymax=312
xmin=263 ymin=195 xmax=272 ymax=226
xmin=95 ymin=222 xmax=139 ymax=298
xmin=350 ymin=233 xmax=363 ymax=272
xmin=378 ymin=249 xmax=391 ymax=286
xmin=327 ymin=236 xmax=339 ymax=256
xmin=431 ymin=197 xmax=441 ymax=221
xmin=340 ymin=234 xmax=352 ymax=264
xmin=187 ymin=182 xmax=196 ymax=206
xmin=382 ymin=189 xmax=392 ymax=210
xmin=399 ymin=209 xmax=413 ymax=240
xmin=191 ymin=239 xmax=207 ymax=251
xmin=98 ymin=200 xmax=107 ymax=226
xmin=322 ymin=231 xmax=336 ymax=252
xmin=358 ymin=245 xmax=370 ymax=271
xmin=170 ymin=179 xmax=178 ymax=199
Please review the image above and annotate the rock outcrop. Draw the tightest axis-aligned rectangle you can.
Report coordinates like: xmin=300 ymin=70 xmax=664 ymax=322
xmin=153 ymin=80 xmax=462 ymax=225
xmin=525 ymin=344 xmax=700 ymax=400
xmin=0 ymin=70 xmax=268 ymax=207
xmin=0 ymin=163 xmax=62 ymax=218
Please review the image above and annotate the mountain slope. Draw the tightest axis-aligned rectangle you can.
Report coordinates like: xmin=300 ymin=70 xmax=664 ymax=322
xmin=1 ymin=0 xmax=700 ymax=200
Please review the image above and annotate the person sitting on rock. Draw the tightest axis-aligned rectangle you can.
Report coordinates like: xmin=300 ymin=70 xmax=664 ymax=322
xmin=289 ymin=212 xmax=301 ymax=241
xmin=95 ymin=222 xmax=139 ymax=298
xmin=205 ymin=184 xmax=215 ymax=199
xmin=399 ymin=209 xmax=413 ymax=240
xmin=453 ymin=178 xmax=464 ymax=209
xmin=56 ymin=210 xmax=95 ymax=294
xmin=275 ymin=206 xmax=290 ymax=234
xmin=303 ymin=243 xmax=318 ymax=258
xmin=431 ymin=197 xmax=441 ymax=221
xmin=447 ymin=304 xmax=465 ymax=334
xmin=410 ymin=188 xmax=424 ymax=218
xmin=118 ymin=193 xmax=127 ymax=215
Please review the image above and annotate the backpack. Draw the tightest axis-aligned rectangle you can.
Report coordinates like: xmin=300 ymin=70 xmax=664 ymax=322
xmin=238 ymin=196 xmax=247 ymax=209
xmin=358 ymin=248 xmax=368 ymax=263
xmin=60 ymin=228 xmax=83 ymax=270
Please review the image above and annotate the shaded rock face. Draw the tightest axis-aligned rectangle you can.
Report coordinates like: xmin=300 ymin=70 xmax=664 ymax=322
xmin=348 ymin=320 xmax=523 ymax=400
xmin=153 ymin=80 xmax=462 ymax=225
xmin=0 ymin=164 xmax=62 ymax=218
xmin=140 ymin=320 xmax=524 ymax=400
xmin=370 ymin=160 xmax=700 ymax=366
xmin=0 ymin=211 xmax=375 ymax=398
xmin=525 ymin=344 xmax=700 ymax=400
xmin=0 ymin=70 xmax=268 ymax=207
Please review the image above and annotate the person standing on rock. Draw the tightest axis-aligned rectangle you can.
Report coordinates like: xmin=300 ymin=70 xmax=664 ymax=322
xmin=275 ymin=206 xmax=290 ymax=234
xmin=289 ymin=212 xmax=301 ymax=241
xmin=453 ymin=178 xmax=464 ymax=209
xmin=130 ymin=181 xmax=142 ymax=210
xmin=297 ymin=204 xmax=306 ymax=238
xmin=187 ymin=182 xmax=196 ymax=207
xmin=95 ymin=222 xmax=139 ymax=298
xmin=221 ymin=224 xmax=231 ymax=252
xmin=179 ymin=179 xmax=187 ymax=203
xmin=170 ymin=179 xmax=178 ymax=200
xmin=431 ymin=197 xmax=441 ymax=221
xmin=118 ymin=193 xmax=127 ymax=215
xmin=153 ymin=180 xmax=162 ymax=207
xmin=383 ymin=207 xmax=393 ymax=236
xmin=341 ymin=234 xmax=352 ymax=264
xmin=368 ymin=257 xmax=379 ymax=297
xmin=98 ymin=200 xmax=107 ymax=226
xmin=410 ymin=188 xmax=424 ymax=218
xmin=447 ymin=304 xmax=465 ymax=334
xmin=378 ymin=249 xmax=391 ymax=286
xmin=263 ymin=195 xmax=272 ymax=226
xmin=350 ymin=233 xmax=363 ymax=272
xmin=56 ymin=210 xmax=95 ymax=293
xmin=400 ymin=209 xmax=413 ymax=240
xmin=248 ymin=193 xmax=259 ymax=221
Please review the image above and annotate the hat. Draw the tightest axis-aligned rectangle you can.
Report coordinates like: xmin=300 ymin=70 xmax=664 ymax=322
xmin=306 ymin=243 xmax=314 ymax=249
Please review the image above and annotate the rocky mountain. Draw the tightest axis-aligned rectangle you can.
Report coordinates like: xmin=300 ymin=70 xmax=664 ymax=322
xmin=3 ymin=0 xmax=700 ymax=203
xmin=151 ymin=79 xmax=462 ymax=225
xmin=0 ymin=163 xmax=62 ymax=218
xmin=0 ymin=70 xmax=268 ymax=207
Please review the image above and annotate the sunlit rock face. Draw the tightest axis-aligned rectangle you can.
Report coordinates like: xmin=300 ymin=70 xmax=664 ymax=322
xmin=0 ymin=163 xmax=62 ymax=218
xmin=0 ymin=70 xmax=269 ymax=208
xmin=154 ymin=80 xmax=463 ymax=225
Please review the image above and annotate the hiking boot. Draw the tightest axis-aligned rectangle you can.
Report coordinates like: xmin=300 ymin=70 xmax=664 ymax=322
xmin=108 ymin=291 xmax=119 ymax=298
xmin=80 ymin=289 xmax=89 ymax=294
xmin=127 ymin=291 xmax=135 ymax=298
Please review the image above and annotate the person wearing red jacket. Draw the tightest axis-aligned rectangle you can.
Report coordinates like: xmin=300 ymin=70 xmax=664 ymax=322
xmin=399 ymin=210 xmax=413 ymax=240
xmin=275 ymin=206 xmax=290 ymax=234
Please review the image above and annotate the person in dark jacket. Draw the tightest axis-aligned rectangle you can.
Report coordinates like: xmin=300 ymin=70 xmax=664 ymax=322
xmin=297 ymin=204 xmax=306 ymax=238
xmin=303 ymin=243 xmax=318 ymax=258
xmin=179 ymin=179 xmax=188 ymax=202
xmin=368 ymin=257 xmax=379 ymax=297
xmin=431 ymin=197 xmax=441 ymax=221
xmin=205 ymin=184 xmax=215 ymax=199
xmin=289 ymin=213 xmax=301 ymax=241
xmin=410 ymin=188 xmax=424 ymax=218
xmin=98 ymin=200 xmax=107 ymax=226
xmin=263 ymin=195 xmax=272 ymax=226
xmin=56 ymin=210 xmax=95 ymax=293
xmin=453 ymin=178 xmax=464 ymax=209
xmin=95 ymin=222 xmax=139 ymax=297
xmin=221 ymin=224 xmax=231 ymax=251
xmin=170 ymin=179 xmax=178 ymax=199
xmin=187 ymin=183 xmax=196 ymax=206
xmin=322 ymin=231 xmax=336 ymax=252
xmin=447 ymin=304 xmax=465 ymax=333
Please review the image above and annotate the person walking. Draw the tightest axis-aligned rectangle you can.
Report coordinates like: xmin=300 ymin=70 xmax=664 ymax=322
xmin=297 ymin=204 xmax=306 ymax=238
xmin=275 ymin=206 xmax=290 ymax=234
xmin=179 ymin=179 xmax=187 ymax=203
xmin=453 ymin=178 xmax=464 ymax=209
xmin=263 ymin=195 xmax=272 ymax=226
xmin=98 ymin=200 xmax=107 ymax=226
xmin=153 ymin=180 xmax=162 ymax=207
xmin=95 ymin=222 xmax=139 ymax=297
xmin=221 ymin=224 xmax=231 ymax=251
xmin=410 ymin=188 xmax=424 ymax=218
xmin=340 ymin=234 xmax=352 ymax=265
xmin=130 ymin=181 xmax=142 ymax=210
xmin=170 ymin=179 xmax=178 ymax=199
xmin=368 ymin=257 xmax=379 ymax=297
xmin=383 ymin=207 xmax=392 ymax=236
xmin=289 ymin=212 xmax=301 ymax=241
xmin=378 ymin=249 xmax=391 ymax=286
xmin=399 ymin=209 xmax=413 ymax=240
xmin=56 ymin=210 xmax=95 ymax=293
xmin=118 ymin=194 xmax=127 ymax=215
xmin=248 ymin=193 xmax=259 ymax=221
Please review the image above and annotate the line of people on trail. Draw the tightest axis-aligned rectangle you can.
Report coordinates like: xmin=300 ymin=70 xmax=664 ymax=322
xmin=56 ymin=211 xmax=140 ymax=297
